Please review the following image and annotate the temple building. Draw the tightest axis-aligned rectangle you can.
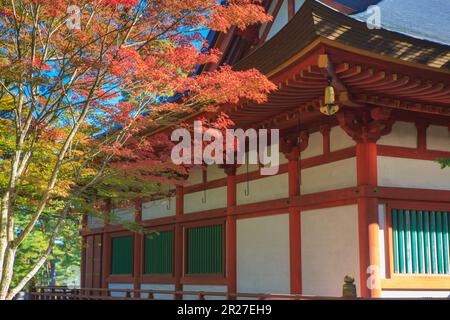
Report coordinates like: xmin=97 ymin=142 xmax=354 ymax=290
xmin=81 ymin=0 xmax=450 ymax=298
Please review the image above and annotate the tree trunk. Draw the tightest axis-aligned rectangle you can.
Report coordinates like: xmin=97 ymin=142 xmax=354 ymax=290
xmin=0 ymin=191 xmax=11 ymax=286
xmin=0 ymin=247 xmax=17 ymax=300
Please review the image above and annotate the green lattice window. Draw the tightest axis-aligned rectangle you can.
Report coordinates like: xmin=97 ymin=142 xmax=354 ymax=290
xmin=187 ymin=224 xmax=224 ymax=274
xmin=392 ymin=209 xmax=450 ymax=275
xmin=111 ymin=236 xmax=133 ymax=275
xmin=144 ymin=230 xmax=173 ymax=274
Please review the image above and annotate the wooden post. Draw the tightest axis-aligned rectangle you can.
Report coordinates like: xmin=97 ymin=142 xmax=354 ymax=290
xmin=415 ymin=120 xmax=429 ymax=152
xmin=101 ymin=200 xmax=112 ymax=294
xmin=320 ymin=124 xmax=331 ymax=154
xmin=133 ymin=199 xmax=143 ymax=298
xmin=225 ymin=165 xmax=237 ymax=299
xmin=356 ymin=142 xmax=381 ymax=298
xmin=338 ymin=108 xmax=394 ymax=298
xmin=281 ymin=130 xmax=308 ymax=295
xmin=174 ymin=186 xmax=184 ymax=300
xmin=81 ymin=214 xmax=87 ymax=288
xmin=287 ymin=147 xmax=302 ymax=294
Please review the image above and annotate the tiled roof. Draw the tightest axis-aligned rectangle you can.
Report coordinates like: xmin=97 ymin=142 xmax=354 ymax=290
xmin=235 ymin=0 xmax=450 ymax=74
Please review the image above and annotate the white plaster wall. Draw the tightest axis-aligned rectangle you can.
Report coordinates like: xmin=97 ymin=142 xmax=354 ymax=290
xmin=330 ymin=126 xmax=355 ymax=151
xmin=87 ymin=215 xmax=104 ymax=229
xmin=111 ymin=206 xmax=135 ymax=225
xmin=301 ymin=205 xmax=360 ymax=297
xmin=182 ymin=285 xmax=227 ymax=300
xmin=184 ymin=186 xmax=227 ymax=214
xmin=236 ymin=162 xmax=260 ymax=175
xmin=141 ymin=283 xmax=175 ymax=300
xmin=427 ymin=125 xmax=450 ymax=152
xmin=301 ymin=131 xmax=322 ymax=159
xmin=237 ymin=214 xmax=290 ymax=294
xmin=142 ymin=197 xmax=175 ymax=220
xmin=378 ymin=204 xmax=387 ymax=279
xmin=266 ymin=0 xmax=289 ymax=40
xmin=378 ymin=121 xmax=417 ymax=148
xmin=266 ymin=146 xmax=288 ymax=165
xmin=300 ymin=157 xmax=357 ymax=194
xmin=236 ymin=150 xmax=288 ymax=176
xmin=381 ymin=290 xmax=450 ymax=298
xmin=187 ymin=167 xmax=203 ymax=185
xmin=237 ymin=173 xmax=288 ymax=205
xmin=378 ymin=156 xmax=450 ymax=190
xmin=207 ymin=164 xmax=227 ymax=181
xmin=108 ymin=283 xmax=133 ymax=298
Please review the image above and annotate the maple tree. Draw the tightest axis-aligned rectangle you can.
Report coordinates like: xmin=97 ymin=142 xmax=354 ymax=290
xmin=0 ymin=0 xmax=275 ymax=299
xmin=439 ymin=158 xmax=450 ymax=168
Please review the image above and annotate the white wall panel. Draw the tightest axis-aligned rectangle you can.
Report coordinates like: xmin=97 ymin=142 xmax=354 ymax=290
xmin=184 ymin=187 xmax=227 ymax=214
xmin=301 ymin=205 xmax=360 ymax=296
xmin=378 ymin=156 xmax=450 ymax=190
xmin=427 ymin=125 xmax=450 ymax=152
xmin=301 ymin=131 xmax=322 ymax=159
xmin=301 ymin=158 xmax=356 ymax=194
xmin=142 ymin=197 xmax=175 ymax=220
xmin=378 ymin=121 xmax=417 ymax=148
xmin=207 ymin=164 xmax=227 ymax=181
xmin=87 ymin=215 xmax=104 ymax=229
xmin=237 ymin=214 xmax=290 ymax=294
xmin=330 ymin=126 xmax=355 ymax=151
xmin=187 ymin=167 xmax=203 ymax=185
xmin=111 ymin=206 xmax=135 ymax=225
xmin=237 ymin=173 xmax=288 ymax=205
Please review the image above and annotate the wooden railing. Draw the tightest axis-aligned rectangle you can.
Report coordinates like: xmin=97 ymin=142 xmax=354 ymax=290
xmin=28 ymin=286 xmax=353 ymax=300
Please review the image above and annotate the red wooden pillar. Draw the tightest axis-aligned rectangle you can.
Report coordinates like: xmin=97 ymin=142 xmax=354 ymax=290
xmin=225 ymin=165 xmax=237 ymax=299
xmin=287 ymin=148 xmax=302 ymax=294
xmin=80 ymin=237 xmax=86 ymax=288
xmin=339 ymin=108 xmax=394 ymax=298
xmin=281 ymin=130 xmax=309 ymax=295
xmin=415 ymin=120 xmax=429 ymax=152
xmin=356 ymin=142 xmax=381 ymax=298
xmin=320 ymin=124 xmax=331 ymax=154
xmin=133 ymin=199 xmax=143 ymax=296
xmin=101 ymin=200 xmax=112 ymax=291
xmin=174 ymin=186 xmax=184 ymax=299
xmin=80 ymin=214 xmax=87 ymax=288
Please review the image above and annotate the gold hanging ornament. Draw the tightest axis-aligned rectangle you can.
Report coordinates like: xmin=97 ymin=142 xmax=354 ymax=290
xmin=320 ymin=77 xmax=339 ymax=116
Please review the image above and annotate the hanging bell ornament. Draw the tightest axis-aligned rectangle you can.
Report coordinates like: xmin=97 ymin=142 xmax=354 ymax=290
xmin=320 ymin=77 xmax=339 ymax=116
